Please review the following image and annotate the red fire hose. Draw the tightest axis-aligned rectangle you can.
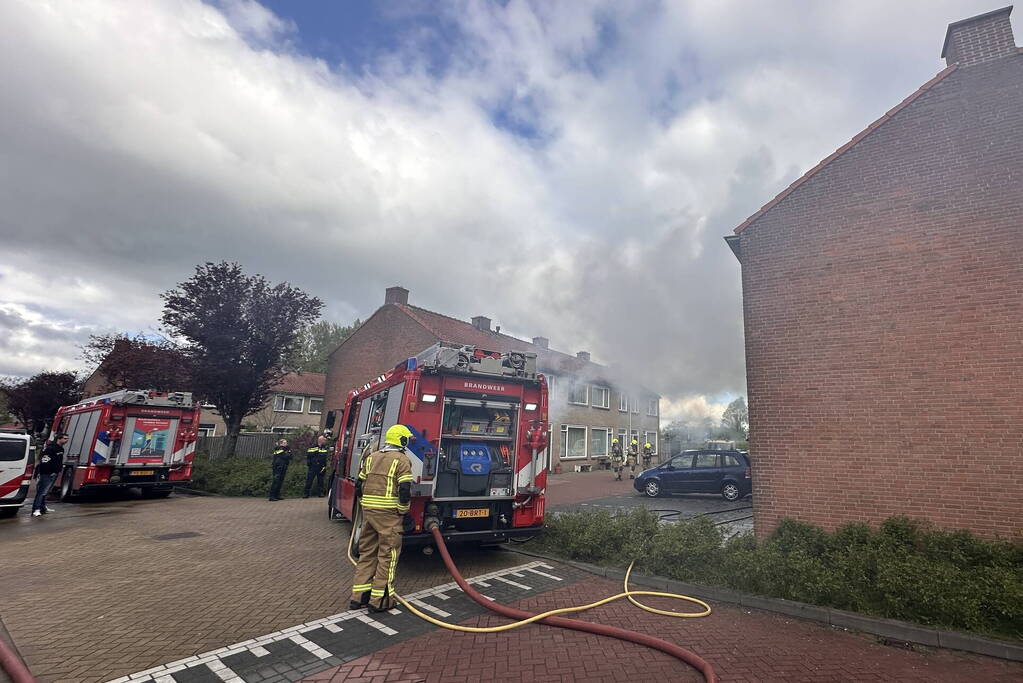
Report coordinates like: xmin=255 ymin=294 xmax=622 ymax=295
xmin=428 ymin=525 xmax=718 ymax=682
xmin=0 ymin=635 xmax=35 ymax=683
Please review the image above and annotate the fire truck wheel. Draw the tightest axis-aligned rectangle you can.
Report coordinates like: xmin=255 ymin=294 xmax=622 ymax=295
xmin=0 ymin=507 xmax=18 ymax=519
xmin=142 ymin=489 xmax=173 ymax=499
xmin=59 ymin=468 xmax=77 ymax=502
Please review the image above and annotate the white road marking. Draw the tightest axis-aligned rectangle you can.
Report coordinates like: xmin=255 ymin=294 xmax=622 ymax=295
xmin=109 ymin=561 xmax=560 ymax=682
xmin=290 ymin=634 xmax=333 ymax=659
xmin=492 ymin=575 xmax=532 ymax=590
xmin=407 ymin=597 xmax=452 ymax=618
xmin=525 ymin=567 xmax=563 ymax=581
xmin=355 ymin=613 xmax=398 ymax=636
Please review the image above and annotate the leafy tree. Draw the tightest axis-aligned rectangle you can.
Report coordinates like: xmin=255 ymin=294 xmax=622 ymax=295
xmin=161 ymin=262 xmax=322 ymax=456
xmin=0 ymin=371 xmax=82 ymax=435
xmin=82 ymin=333 xmax=192 ymax=392
xmin=721 ymin=396 xmax=749 ymax=439
xmin=291 ymin=319 xmax=361 ymax=373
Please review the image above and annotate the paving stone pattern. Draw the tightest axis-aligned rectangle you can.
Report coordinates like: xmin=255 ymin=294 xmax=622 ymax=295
xmin=303 ymin=575 xmax=1023 ymax=683
xmin=107 ymin=562 xmax=585 ymax=683
xmin=0 ymin=493 xmax=529 ymax=683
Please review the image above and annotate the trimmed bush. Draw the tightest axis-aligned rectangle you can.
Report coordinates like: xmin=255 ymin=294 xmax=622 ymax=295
xmin=190 ymin=453 xmax=322 ymax=498
xmin=533 ymin=511 xmax=1023 ymax=641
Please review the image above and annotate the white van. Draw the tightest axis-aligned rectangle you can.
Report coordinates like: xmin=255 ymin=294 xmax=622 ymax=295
xmin=0 ymin=432 xmax=33 ymax=518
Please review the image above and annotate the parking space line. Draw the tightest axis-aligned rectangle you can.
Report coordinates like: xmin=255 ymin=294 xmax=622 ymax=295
xmin=492 ymin=575 xmax=532 ymax=590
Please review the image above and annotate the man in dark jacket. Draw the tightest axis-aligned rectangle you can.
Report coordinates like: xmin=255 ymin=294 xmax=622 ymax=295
xmin=304 ymin=435 xmax=330 ymax=498
xmin=33 ymin=434 xmax=68 ymax=516
xmin=268 ymin=438 xmax=291 ymax=501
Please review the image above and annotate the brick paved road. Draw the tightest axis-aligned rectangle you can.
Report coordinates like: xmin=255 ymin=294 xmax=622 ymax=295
xmin=0 ymin=493 xmax=524 ymax=683
xmin=302 ymin=575 xmax=1023 ymax=683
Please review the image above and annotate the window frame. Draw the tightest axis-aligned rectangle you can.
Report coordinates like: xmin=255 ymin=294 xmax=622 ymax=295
xmin=197 ymin=423 xmax=217 ymax=437
xmin=590 ymin=386 xmax=610 ymax=410
xmin=308 ymin=398 xmax=324 ymax=414
xmin=559 ymin=424 xmax=588 ymax=459
xmin=618 ymin=393 xmax=629 ymax=412
xmin=273 ymin=394 xmax=305 ymax=413
xmin=644 ymin=431 xmax=658 ymax=454
xmin=646 ymin=398 xmax=659 ymax=417
xmin=589 ymin=427 xmax=610 ymax=458
xmin=567 ymin=383 xmax=589 ymax=406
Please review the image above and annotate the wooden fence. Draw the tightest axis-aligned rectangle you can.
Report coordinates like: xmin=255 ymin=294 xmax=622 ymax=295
xmin=197 ymin=433 xmax=280 ymax=460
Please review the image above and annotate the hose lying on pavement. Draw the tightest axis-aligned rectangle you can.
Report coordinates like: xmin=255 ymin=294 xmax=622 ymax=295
xmin=345 ymin=504 xmax=718 ymax=682
xmin=0 ymin=635 xmax=35 ymax=683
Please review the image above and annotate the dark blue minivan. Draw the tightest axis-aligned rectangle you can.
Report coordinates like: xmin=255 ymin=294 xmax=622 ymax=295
xmin=634 ymin=449 xmax=752 ymax=501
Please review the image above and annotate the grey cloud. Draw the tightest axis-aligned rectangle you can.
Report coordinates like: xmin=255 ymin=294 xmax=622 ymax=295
xmin=0 ymin=0 xmax=1015 ymax=419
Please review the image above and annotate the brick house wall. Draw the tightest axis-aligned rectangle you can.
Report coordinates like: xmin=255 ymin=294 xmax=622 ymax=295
xmin=323 ymin=287 xmax=660 ymax=469
xmin=729 ymin=9 xmax=1022 ymax=539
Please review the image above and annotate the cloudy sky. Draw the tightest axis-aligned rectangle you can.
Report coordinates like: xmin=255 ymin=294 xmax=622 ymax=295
xmin=0 ymin=0 xmax=1015 ymax=422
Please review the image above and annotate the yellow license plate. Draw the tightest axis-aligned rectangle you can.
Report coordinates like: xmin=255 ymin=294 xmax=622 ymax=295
xmin=455 ymin=508 xmax=490 ymax=519
xmin=130 ymin=470 xmax=155 ymax=476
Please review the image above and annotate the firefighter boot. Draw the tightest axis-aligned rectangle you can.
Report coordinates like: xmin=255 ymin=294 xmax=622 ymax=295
xmin=349 ymin=591 xmax=370 ymax=610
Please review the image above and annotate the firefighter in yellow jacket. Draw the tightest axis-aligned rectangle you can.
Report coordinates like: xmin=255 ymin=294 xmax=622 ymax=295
xmin=350 ymin=424 xmax=415 ymax=613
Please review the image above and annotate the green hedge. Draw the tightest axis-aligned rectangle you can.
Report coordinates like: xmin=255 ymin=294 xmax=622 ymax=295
xmin=190 ymin=454 xmax=326 ymax=498
xmin=532 ymin=509 xmax=1023 ymax=641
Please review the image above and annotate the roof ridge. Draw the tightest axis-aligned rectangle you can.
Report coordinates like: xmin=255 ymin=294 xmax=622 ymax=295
xmin=406 ymin=304 xmax=593 ymax=365
xmin=733 ymin=63 xmax=958 ymax=234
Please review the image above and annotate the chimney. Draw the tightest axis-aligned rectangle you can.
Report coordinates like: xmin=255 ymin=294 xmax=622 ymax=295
xmin=576 ymin=351 xmax=591 ymax=362
xmin=385 ymin=286 xmax=409 ymax=305
xmin=471 ymin=315 xmax=491 ymax=332
xmin=942 ymin=6 xmax=1016 ymax=67
xmin=532 ymin=336 xmax=549 ymax=349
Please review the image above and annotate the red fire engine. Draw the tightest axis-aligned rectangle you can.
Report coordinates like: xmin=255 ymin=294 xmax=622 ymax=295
xmin=328 ymin=343 xmax=549 ymax=547
xmin=49 ymin=390 xmax=201 ymax=501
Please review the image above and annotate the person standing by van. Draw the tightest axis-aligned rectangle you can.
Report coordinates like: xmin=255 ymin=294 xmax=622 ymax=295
xmin=33 ymin=434 xmax=68 ymax=516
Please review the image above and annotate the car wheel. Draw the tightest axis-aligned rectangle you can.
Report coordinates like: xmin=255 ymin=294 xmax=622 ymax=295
xmin=644 ymin=479 xmax=662 ymax=498
xmin=0 ymin=507 xmax=18 ymax=519
xmin=721 ymin=482 xmax=741 ymax=502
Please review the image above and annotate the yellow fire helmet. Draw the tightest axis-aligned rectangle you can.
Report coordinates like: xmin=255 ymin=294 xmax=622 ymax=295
xmin=384 ymin=424 xmax=414 ymax=449
xmin=612 ymin=438 xmax=619 ymax=444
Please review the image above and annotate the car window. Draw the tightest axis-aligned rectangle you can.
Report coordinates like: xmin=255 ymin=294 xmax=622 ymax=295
xmin=669 ymin=455 xmax=693 ymax=469
xmin=723 ymin=454 xmax=740 ymax=467
xmin=694 ymin=453 xmax=719 ymax=468
xmin=0 ymin=438 xmax=28 ymax=461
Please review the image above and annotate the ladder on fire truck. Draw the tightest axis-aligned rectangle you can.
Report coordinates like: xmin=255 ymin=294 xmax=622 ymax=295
xmin=77 ymin=390 xmax=195 ymax=409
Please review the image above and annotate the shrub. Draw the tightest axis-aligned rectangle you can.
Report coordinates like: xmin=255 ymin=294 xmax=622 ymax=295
xmin=190 ymin=453 xmax=317 ymax=498
xmin=535 ymin=510 xmax=1023 ymax=641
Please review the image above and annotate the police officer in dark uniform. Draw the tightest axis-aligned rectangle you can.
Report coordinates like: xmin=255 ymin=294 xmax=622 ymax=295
xmin=304 ymin=435 xmax=330 ymax=498
xmin=268 ymin=438 xmax=291 ymax=501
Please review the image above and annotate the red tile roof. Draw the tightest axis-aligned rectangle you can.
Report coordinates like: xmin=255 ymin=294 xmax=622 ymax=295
xmin=733 ymin=64 xmax=958 ymax=234
xmin=274 ymin=372 xmax=326 ymax=396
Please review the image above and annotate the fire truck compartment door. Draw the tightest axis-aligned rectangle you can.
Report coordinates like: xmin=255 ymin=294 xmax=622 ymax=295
xmin=117 ymin=417 xmax=179 ymax=466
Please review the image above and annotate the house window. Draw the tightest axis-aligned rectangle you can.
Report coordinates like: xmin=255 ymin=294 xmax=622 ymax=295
xmin=559 ymin=425 xmax=587 ymax=459
xmin=632 ymin=398 xmax=640 ymax=415
xmin=197 ymin=423 xmax=216 ymax=437
xmin=618 ymin=394 xmax=628 ymax=412
xmin=617 ymin=429 xmax=628 ymax=446
xmin=590 ymin=386 xmax=610 ymax=409
xmin=270 ymin=426 xmax=295 ymax=434
xmin=568 ymin=384 xmax=588 ymax=405
xmin=273 ymin=395 xmax=305 ymax=413
xmin=590 ymin=428 xmax=609 ymax=458
xmin=308 ymin=398 xmax=323 ymax=414
xmin=644 ymin=431 xmax=658 ymax=454
xmin=647 ymin=398 xmax=659 ymax=417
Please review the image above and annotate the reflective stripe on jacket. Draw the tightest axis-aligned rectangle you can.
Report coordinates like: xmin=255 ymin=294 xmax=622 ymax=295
xmin=358 ymin=448 xmax=413 ymax=513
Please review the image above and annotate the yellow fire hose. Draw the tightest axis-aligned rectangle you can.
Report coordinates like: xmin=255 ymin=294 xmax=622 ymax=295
xmin=344 ymin=503 xmax=712 ymax=631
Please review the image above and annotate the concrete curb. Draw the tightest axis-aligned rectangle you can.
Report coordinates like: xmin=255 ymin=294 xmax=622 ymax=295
xmin=506 ymin=546 xmax=1023 ymax=663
